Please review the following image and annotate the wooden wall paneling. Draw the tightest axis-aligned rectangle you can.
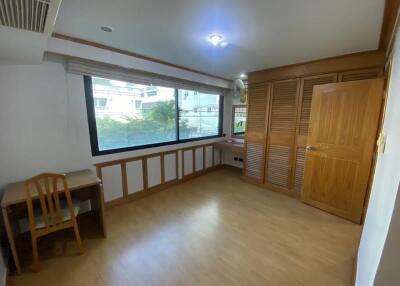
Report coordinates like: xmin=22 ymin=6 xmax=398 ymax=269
xmin=203 ymin=146 xmax=206 ymax=170
xmin=101 ymin=165 xmax=124 ymax=202
xmin=175 ymin=150 xmax=179 ymax=180
xmin=379 ymin=0 xmax=400 ymax=54
xmin=265 ymin=79 xmax=300 ymax=189
xmin=248 ymin=50 xmax=385 ymax=84
xmin=292 ymin=73 xmax=338 ymax=193
xmin=338 ymin=68 xmax=384 ymax=82
xmin=204 ymin=145 xmax=213 ymax=169
xmin=213 ymin=147 xmax=222 ymax=166
xmin=195 ymin=147 xmax=204 ymax=172
xmin=126 ymin=159 xmax=144 ymax=194
xmin=142 ymin=157 xmax=148 ymax=191
xmin=121 ymin=162 xmax=128 ymax=198
xmin=212 ymin=145 xmax=215 ymax=167
xmin=147 ymin=155 xmax=162 ymax=188
xmin=244 ymin=84 xmax=271 ymax=183
xmin=160 ymin=153 xmax=165 ymax=184
xmin=183 ymin=148 xmax=194 ymax=177
xmin=94 ymin=143 xmax=223 ymax=209
xmin=164 ymin=151 xmax=178 ymax=183
xmin=192 ymin=149 xmax=196 ymax=173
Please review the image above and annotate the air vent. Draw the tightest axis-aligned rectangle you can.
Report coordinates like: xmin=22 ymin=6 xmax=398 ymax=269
xmin=0 ymin=0 xmax=51 ymax=33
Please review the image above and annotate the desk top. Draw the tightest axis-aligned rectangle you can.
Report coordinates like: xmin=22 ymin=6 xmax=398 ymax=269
xmin=214 ymin=141 xmax=245 ymax=154
xmin=2 ymin=169 xmax=101 ymax=208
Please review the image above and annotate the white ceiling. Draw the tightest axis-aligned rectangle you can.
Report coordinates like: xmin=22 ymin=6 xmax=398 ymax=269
xmin=54 ymin=0 xmax=386 ymax=79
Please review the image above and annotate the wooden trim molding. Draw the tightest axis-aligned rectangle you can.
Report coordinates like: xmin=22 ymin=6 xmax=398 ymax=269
xmin=52 ymin=33 xmax=230 ymax=82
xmin=379 ymin=0 xmax=400 ymax=55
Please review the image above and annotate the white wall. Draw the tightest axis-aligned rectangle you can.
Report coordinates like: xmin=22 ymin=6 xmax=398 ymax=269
xmin=356 ymin=29 xmax=400 ymax=286
xmin=0 ymin=55 xmax=232 ymax=191
xmin=0 ymin=56 xmax=93 ymax=191
xmin=221 ymin=92 xmax=245 ymax=169
xmin=0 ymin=55 xmax=232 ymax=281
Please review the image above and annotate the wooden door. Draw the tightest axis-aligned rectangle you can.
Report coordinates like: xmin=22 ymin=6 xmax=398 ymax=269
xmin=293 ymin=74 xmax=338 ymax=193
xmin=244 ymin=84 xmax=270 ymax=183
xmin=301 ymin=79 xmax=384 ymax=223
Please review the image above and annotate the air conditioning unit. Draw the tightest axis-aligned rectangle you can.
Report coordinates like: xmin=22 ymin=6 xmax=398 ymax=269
xmin=0 ymin=0 xmax=62 ymax=64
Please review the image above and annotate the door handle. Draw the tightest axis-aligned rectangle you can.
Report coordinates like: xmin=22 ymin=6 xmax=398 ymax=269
xmin=306 ymin=145 xmax=315 ymax=151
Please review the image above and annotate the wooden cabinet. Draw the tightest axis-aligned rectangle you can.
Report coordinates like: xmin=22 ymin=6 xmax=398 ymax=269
xmin=244 ymin=67 xmax=383 ymax=197
xmin=244 ymin=84 xmax=270 ymax=183
xmin=265 ymin=79 xmax=299 ymax=190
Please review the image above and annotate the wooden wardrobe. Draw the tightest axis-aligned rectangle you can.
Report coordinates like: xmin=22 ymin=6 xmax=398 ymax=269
xmin=244 ymin=52 xmax=385 ymax=198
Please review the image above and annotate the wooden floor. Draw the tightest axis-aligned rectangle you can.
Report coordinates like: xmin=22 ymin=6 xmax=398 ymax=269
xmin=10 ymin=167 xmax=362 ymax=286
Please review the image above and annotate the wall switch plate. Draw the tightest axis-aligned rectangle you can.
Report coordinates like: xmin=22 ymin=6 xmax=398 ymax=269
xmin=377 ymin=133 xmax=386 ymax=154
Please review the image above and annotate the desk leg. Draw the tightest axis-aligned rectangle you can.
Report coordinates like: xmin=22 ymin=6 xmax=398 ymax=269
xmin=2 ymin=208 xmax=21 ymax=274
xmin=90 ymin=185 xmax=107 ymax=238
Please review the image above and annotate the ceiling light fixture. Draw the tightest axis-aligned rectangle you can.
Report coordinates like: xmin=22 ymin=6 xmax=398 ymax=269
xmin=240 ymin=73 xmax=247 ymax=78
xmin=208 ymin=33 xmax=224 ymax=47
xmin=101 ymin=26 xmax=114 ymax=33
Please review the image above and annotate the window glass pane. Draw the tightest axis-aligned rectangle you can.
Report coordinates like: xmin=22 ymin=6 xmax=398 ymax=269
xmin=178 ymin=89 xmax=221 ymax=140
xmin=233 ymin=106 xmax=246 ymax=135
xmin=92 ymin=77 xmax=176 ymax=151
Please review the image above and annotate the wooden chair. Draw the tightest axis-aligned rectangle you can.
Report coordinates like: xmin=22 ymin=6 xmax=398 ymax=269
xmin=21 ymin=173 xmax=84 ymax=271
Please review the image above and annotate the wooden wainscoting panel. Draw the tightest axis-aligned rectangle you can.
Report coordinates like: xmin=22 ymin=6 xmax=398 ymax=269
xmin=95 ymin=143 xmax=222 ymax=209
xmin=147 ymin=156 xmax=162 ymax=188
xmin=183 ymin=149 xmax=194 ymax=176
xmin=195 ymin=147 xmax=204 ymax=172
xmin=205 ymin=145 xmax=213 ymax=169
xmin=213 ymin=147 xmax=222 ymax=166
xmin=101 ymin=165 xmax=124 ymax=202
xmin=164 ymin=152 xmax=178 ymax=183
xmin=126 ymin=159 xmax=144 ymax=194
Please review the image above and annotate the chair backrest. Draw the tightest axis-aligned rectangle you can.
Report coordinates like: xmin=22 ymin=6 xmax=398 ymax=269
xmin=24 ymin=173 xmax=76 ymax=230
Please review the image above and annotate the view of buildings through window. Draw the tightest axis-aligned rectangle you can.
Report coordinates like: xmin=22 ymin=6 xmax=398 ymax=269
xmin=178 ymin=89 xmax=221 ymax=140
xmin=90 ymin=77 xmax=221 ymax=152
xmin=233 ymin=106 xmax=246 ymax=135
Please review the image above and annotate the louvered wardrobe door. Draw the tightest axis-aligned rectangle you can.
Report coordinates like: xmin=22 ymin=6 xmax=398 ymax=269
xmin=294 ymin=74 xmax=337 ymax=192
xmin=244 ymin=84 xmax=270 ymax=183
xmin=265 ymin=79 xmax=299 ymax=189
xmin=338 ymin=68 xmax=383 ymax=82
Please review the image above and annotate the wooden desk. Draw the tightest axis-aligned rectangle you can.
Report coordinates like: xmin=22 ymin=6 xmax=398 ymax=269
xmin=2 ymin=169 xmax=106 ymax=274
xmin=214 ymin=141 xmax=245 ymax=154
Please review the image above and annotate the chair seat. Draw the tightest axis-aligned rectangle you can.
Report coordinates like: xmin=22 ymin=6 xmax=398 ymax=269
xmin=19 ymin=199 xmax=81 ymax=233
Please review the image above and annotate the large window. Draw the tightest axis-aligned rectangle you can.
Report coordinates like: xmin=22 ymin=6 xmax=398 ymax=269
xmin=84 ymin=76 xmax=223 ymax=155
xmin=178 ymin=89 xmax=222 ymax=140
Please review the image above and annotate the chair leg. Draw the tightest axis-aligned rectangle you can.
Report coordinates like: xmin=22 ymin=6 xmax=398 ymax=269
xmin=31 ymin=235 xmax=40 ymax=272
xmin=72 ymin=222 xmax=84 ymax=255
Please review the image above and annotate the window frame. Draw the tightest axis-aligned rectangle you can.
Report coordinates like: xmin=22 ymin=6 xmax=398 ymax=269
xmin=84 ymin=76 xmax=224 ymax=156
xmin=231 ymin=105 xmax=247 ymax=138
